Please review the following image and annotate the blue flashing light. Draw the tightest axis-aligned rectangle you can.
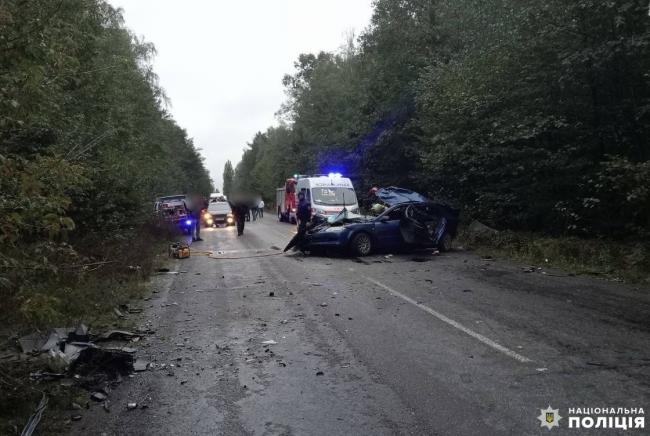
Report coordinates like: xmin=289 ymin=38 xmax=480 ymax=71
xmin=185 ymin=219 xmax=192 ymax=226
xmin=328 ymin=172 xmax=342 ymax=179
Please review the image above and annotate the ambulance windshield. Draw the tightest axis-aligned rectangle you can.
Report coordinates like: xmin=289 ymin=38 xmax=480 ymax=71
xmin=311 ymin=187 xmax=357 ymax=206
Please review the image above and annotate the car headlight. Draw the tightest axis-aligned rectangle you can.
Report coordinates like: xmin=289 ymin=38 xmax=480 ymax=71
xmin=291 ymin=208 xmax=297 ymax=212
xmin=325 ymin=226 xmax=345 ymax=232
xmin=207 ymin=219 xmax=213 ymax=225
xmin=350 ymin=207 xmax=359 ymax=214
xmin=204 ymin=213 xmax=212 ymax=219
xmin=227 ymin=217 xmax=234 ymax=223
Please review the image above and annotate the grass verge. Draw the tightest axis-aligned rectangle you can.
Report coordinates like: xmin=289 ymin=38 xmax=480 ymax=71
xmin=0 ymin=227 xmax=171 ymax=435
xmin=458 ymin=228 xmax=650 ymax=284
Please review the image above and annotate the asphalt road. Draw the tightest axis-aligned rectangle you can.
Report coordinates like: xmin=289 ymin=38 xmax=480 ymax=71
xmin=73 ymin=217 xmax=650 ymax=435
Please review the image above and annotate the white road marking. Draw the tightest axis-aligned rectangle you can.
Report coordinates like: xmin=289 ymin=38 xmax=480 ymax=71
xmin=363 ymin=276 xmax=533 ymax=363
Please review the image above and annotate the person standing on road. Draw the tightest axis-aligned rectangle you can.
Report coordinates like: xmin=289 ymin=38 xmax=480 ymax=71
xmin=258 ymin=198 xmax=264 ymax=218
xmin=229 ymin=202 xmax=248 ymax=236
xmin=296 ymin=191 xmax=311 ymax=237
xmin=184 ymin=194 xmax=203 ymax=242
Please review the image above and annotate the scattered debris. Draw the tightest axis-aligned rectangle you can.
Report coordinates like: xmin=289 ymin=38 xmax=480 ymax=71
xmin=19 ymin=330 xmax=65 ymax=354
xmin=320 ymin=303 xmax=328 ymax=307
xmin=72 ymin=323 xmax=90 ymax=341
xmin=91 ymin=392 xmax=107 ymax=402
xmin=261 ymin=340 xmax=277 ymax=345
xmin=127 ymin=402 xmax=138 ymax=410
xmin=269 ymin=291 xmax=275 ymax=297
xmin=462 ymin=289 xmax=473 ymax=293
xmin=71 ymin=414 xmax=82 ymax=421
xmin=316 ymin=371 xmax=324 ymax=376
xmin=72 ymin=346 xmax=135 ymax=377
xmin=133 ymin=359 xmax=149 ymax=372
xmin=20 ymin=394 xmax=48 ymax=436
xmin=96 ymin=330 xmax=141 ymax=342
xmin=114 ymin=307 xmax=125 ymax=318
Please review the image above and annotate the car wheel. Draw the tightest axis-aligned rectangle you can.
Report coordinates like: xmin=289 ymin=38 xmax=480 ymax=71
xmin=438 ymin=232 xmax=452 ymax=252
xmin=350 ymin=232 xmax=372 ymax=256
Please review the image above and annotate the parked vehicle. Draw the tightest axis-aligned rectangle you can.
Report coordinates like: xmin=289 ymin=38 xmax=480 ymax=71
xmin=154 ymin=194 xmax=199 ymax=238
xmin=207 ymin=195 xmax=234 ymax=226
xmin=276 ymin=178 xmax=297 ymax=223
xmin=286 ymin=187 xmax=459 ymax=256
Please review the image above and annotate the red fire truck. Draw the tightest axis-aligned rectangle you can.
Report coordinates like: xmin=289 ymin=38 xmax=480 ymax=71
xmin=276 ymin=178 xmax=297 ymax=223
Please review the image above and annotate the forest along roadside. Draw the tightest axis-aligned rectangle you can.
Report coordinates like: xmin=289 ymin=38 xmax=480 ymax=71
xmin=71 ymin=219 xmax=650 ymax=435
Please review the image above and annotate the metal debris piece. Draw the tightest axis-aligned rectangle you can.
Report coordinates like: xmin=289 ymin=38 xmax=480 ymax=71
xmin=72 ymin=324 xmax=90 ymax=341
xmin=91 ymin=392 xmax=107 ymax=402
xmin=19 ymin=330 xmax=66 ymax=354
xmin=96 ymin=330 xmax=141 ymax=342
xmin=261 ymin=340 xmax=277 ymax=345
xmin=133 ymin=359 xmax=149 ymax=372
xmin=72 ymin=347 xmax=135 ymax=378
xmin=20 ymin=394 xmax=48 ymax=436
xmin=127 ymin=402 xmax=138 ymax=410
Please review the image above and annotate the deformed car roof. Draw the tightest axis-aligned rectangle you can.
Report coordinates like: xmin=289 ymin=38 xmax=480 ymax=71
xmin=376 ymin=187 xmax=428 ymax=206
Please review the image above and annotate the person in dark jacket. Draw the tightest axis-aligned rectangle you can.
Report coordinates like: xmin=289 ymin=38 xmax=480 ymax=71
xmin=229 ymin=202 xmax=248 ymax=236
xmin=296 ymin=191 xmax=311 ymax=236
xmin=184 ymin=194 xmax=204 ymax=241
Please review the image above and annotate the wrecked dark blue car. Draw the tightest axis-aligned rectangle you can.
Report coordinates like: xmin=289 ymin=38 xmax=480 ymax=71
xmin=291 ymin=187 xmax=459 ymax=256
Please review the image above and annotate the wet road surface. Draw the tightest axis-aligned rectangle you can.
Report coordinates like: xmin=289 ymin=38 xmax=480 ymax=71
xmin=73 ymin=218 xmax=650 ymax=435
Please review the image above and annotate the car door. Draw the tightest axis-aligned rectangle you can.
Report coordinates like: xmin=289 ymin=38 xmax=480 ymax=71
xmin=373 ymin=206 xmax=404 ymax=250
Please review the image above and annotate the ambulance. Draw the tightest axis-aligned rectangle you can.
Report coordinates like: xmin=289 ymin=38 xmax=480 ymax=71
xmin=295 ymin=173 xmax=360 ymax=217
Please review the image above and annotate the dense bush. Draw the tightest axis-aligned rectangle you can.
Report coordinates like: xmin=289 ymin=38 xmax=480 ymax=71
xmin=233 ymin=0 xmax=649 ymax=242
xmin=0 ymin=0 xmax=212 ymax=323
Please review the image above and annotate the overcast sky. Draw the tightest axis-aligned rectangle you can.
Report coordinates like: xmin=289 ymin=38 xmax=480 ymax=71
xmin=107 ymin=0 xmax=374 ymax=191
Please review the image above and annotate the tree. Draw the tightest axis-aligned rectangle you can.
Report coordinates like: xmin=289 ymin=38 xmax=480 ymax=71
xmin=222 ymin=160 xmax=234 ymax=197
xmin=232 ymin=0 xmax=650 ymax=238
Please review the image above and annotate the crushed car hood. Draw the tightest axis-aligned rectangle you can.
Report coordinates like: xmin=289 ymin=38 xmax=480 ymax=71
xmin=376 ymin=187 xmax=428 ymax=206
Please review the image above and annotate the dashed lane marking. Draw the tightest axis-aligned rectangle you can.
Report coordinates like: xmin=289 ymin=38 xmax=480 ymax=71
xmin=363 ymin=275 xmax=533 ymax=363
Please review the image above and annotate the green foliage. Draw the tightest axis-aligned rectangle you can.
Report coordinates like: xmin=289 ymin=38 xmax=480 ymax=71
xmin=222 ymin=160 xmax=234 ymax=197
xmin=0 ymin=0 xmax=212 ymax=325
xmin=234 ymin=0 xmax=649 ymax=245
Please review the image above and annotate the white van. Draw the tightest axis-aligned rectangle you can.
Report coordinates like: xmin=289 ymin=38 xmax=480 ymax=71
xmin=295 ymin=174 xmax=360 ymax=217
